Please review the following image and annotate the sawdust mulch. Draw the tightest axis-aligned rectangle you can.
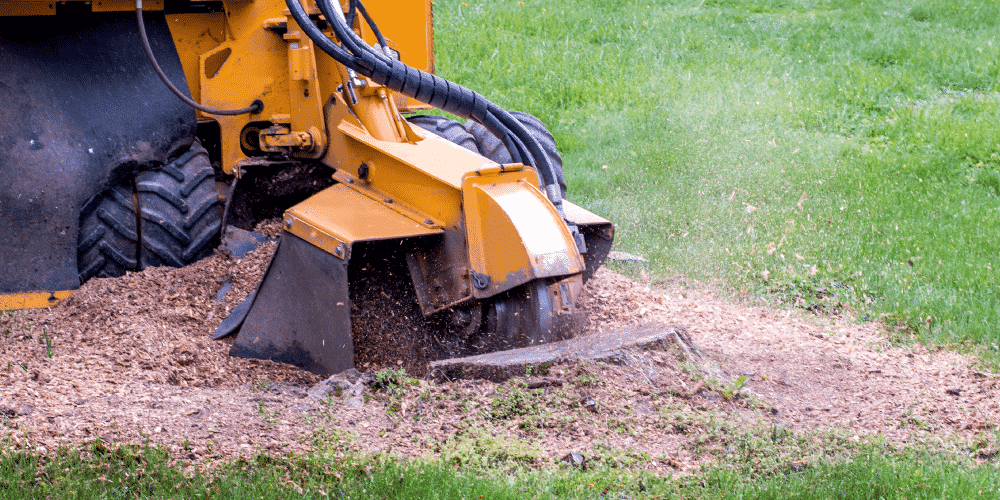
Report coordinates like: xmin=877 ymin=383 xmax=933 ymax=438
xmin=2 ymin=239 xmax=999 ymax=468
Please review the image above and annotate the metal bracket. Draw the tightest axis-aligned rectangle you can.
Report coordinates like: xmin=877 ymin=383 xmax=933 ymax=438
xmin=259 ymin=125 xmax=323 ymax=154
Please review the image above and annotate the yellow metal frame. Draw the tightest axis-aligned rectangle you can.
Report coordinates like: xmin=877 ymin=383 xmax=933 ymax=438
xmin=0 ymin=291 xmax=72 ymax=310
xmin=162 ymin=0 xmax=434 ymax=175
xmin=2 ymin=0 xmax=606 ymax=317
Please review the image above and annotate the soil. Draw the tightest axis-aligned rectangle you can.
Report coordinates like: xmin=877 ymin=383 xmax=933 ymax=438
xmin=3 ymin=230 xmax=999 ymax=471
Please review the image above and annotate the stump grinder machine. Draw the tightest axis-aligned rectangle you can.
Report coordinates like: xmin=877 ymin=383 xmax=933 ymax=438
xmin=0 ymin=0 xmax=614 ymax=376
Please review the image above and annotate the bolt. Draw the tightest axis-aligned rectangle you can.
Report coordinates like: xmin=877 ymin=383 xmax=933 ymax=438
xmin=471 ymin=272 xmax=489 ymax=290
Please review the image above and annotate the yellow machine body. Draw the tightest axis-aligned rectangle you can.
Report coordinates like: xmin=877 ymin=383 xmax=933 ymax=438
xmin=2 ymin=0 xmax=613 ymax=377
xmin=0 ymin=0 xmax=431 ymax=309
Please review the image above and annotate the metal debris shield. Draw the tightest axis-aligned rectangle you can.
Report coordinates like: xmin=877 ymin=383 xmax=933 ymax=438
xmin=228 ymin=233 xmax=353 ymax=376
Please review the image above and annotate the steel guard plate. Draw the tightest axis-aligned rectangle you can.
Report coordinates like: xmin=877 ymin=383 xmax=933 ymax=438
xmin=227 ymin=184 xmax=444 ymax=376
xmin=229 ymin=232 xmax=354 ymax=376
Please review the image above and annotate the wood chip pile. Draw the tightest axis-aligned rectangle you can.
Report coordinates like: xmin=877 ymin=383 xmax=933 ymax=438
xmin=2 ymin=234 xmax=999 ymax=466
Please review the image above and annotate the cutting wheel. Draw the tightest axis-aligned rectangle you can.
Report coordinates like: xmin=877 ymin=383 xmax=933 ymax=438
xmin=348 ymin=242 xmax=587 ymax=374
xmin=481 ymin=277 xmax=584 ymax=351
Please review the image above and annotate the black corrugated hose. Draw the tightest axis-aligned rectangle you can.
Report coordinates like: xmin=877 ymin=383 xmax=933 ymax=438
xmin=287 ymin=0 xmax=565 ymax=207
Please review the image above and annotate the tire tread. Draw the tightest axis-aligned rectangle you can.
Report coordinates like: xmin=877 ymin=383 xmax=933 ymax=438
xmin=137 ymin=141 xmax=221 ymax=269
xmin=407 ymin=115 xmax=480 ymax=154
xmin=465 ymin=111 xmax=566 ymax=196
xmin=77 ymin=180 xmax=138 ymax=282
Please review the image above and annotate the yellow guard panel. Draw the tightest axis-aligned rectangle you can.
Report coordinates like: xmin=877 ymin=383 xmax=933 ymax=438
xmin=361 ymin=0 xmax=433 ymax=74
xmin=0 ymin=291 xmax=72 ymax=310
xmin=284 ymin=183 xmax=442 ymax=258
xmin=462 ymin=171 xmax=585 ymax=297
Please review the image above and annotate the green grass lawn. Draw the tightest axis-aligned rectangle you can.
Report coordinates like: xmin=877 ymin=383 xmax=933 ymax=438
xmin=435 ymin=0 xmax=1000 ymax=356
xmin=3 ymin=440 xmax=1000 ymax=499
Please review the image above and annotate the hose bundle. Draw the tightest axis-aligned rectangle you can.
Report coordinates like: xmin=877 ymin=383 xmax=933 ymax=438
xmin=285 ymin=0 xmax=565 ymax=207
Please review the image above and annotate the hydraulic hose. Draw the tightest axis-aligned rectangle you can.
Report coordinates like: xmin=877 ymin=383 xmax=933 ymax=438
xmin=289 ymin=0 xmax=563 ymax=205
xmin=350 ymin=0 xmax=390 ymax=56
xmin=136 ymin=0 xmax=262 ymax=116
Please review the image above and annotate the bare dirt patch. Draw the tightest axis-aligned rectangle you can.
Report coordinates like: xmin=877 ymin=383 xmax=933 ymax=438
xmin=584 ymin=270 xmax=1000 ymax=449
xmin=3 ymin=239 xmax=999 ymax=470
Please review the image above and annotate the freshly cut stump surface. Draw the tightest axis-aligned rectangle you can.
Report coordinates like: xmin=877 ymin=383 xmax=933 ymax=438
xmin=428 ymin=323 xmax=690 ymax=382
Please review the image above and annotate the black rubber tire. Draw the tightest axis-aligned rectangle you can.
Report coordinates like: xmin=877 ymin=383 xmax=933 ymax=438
xmin=406 ymin=114 xmax=480 ymax=154
xmin=136 ymin=141 xmax=221 ymax=268
xmin=78 ymin=179 xmax=140 ymax=282
xmin=466 ymin=111 xmax=567 ymax=198
xmin=77 ymin=140 xmax=221 ymax=282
